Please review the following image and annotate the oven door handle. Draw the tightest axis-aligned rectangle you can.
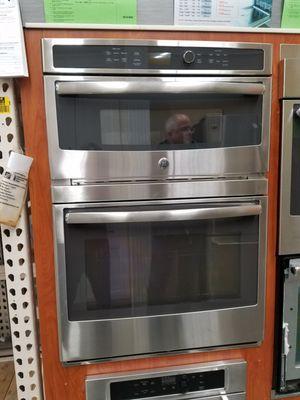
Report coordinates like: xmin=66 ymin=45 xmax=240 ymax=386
xmin=65 ymin=204 xmax=261 ymax=224
xmin=56 ymin=81 xmax=265 ymax=96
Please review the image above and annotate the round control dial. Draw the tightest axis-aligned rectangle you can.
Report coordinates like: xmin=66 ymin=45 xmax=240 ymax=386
xmin=183 ymin=50 xmax=196 ymax=64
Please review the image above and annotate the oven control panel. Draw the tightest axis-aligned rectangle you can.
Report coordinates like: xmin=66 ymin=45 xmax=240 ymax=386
xmin=110 ymin=370 xmax=224 ymax=400
xmin=51 ymin=44 xmax=264 ymax=71
xmin=86 ymin=360 xmax=247 ymax=400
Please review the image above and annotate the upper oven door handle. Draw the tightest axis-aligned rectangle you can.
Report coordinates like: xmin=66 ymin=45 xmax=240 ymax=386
xmin=56 ymin=81 xmax=265 ymax=96
xmin=65 ymin=204 xmax=261 ymax=224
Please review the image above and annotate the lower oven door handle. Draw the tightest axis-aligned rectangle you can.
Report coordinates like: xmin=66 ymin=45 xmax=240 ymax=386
xmin=56 ymin=81 xmax=265 ymax=96
xmin=64 ymin=204 xmax=261 ymax=224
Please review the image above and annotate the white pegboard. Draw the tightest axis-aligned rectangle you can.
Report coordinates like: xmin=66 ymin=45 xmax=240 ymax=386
xmin=0 ymin=79 xmax=43 ymax=400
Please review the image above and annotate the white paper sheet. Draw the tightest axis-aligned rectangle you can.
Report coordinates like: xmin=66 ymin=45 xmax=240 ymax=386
xmin=0 ymin=0 xmax=28 ymax=77
xmin=174 ymin=0 xmax=272 ymax=27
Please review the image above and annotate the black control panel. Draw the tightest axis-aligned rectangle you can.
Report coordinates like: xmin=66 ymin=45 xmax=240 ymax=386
xmin=52 ymin=44 xmax=264 ymax=71
xmin=110 ymin=370 xmax=225 ymax=400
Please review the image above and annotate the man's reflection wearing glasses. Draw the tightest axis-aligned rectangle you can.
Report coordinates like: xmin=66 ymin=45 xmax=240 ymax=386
xmin=160 ymin=114 xmax=195 ymax=145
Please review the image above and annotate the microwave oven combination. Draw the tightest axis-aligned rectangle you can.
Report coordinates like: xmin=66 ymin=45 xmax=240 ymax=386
xmin=42 ymin=39 xmax=272 ymax=364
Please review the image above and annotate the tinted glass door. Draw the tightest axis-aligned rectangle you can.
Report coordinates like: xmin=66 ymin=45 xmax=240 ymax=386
xmin=63 ymin=202 xmax=260 ymax=322
xmin=56 ymin=80 xmax=263 ymax=151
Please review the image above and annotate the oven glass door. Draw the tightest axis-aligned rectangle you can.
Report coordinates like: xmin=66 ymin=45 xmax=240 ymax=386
xmin=280 ymin=100 xmax=300 ymax=254
xmin=45 ymin=76 xmax=271 ymax=181
xmin=54 ymin=197 xmax=267 ymax=362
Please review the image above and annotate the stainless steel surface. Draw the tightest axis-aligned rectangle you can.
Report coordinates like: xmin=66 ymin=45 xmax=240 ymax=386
xmin=280 ymin=44 xmax=300 ymax=60
xmin=65 ymin=203 xmax=262 ymax=224
xmin=281 ymin=259 xmax=300 ymax=381
xmin=56 ymin=80 xmax=266 ymax=96
xmin=85 ymin=360 xmax=246 ymax=400
xmin=44 ymin=75 xmax=271 ymax=182
xmin=280 ymin=59 xmax=300 ymax=98
xmin=42 ymin=39 xmax=272 ymax=76
xmin=53 ymin=193 xmax=267 ymax=362
xmin=279 ymin=100 xmax=300 ymax=254
xmin=290 ymin=259 xmax=300 ymax=277
xmin=52 ymin=178 xmax=268 ymax=204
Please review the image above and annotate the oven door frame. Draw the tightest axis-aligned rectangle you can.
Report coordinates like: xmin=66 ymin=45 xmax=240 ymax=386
xmin=279 ymin=100 xmax=300 ymax=255
xmin=53 ymin=195 xmax=267 ymax=363
xmin=44 ymin=75 xmax=271 ymax=182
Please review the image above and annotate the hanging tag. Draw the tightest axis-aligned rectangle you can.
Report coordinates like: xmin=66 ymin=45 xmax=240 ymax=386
xmin=0 ymin=152 xmax=33 ymax=227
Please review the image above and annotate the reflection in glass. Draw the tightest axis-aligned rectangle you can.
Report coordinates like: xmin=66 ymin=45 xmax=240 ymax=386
xmin=64 ymin=207 xmax=259 ymax=321
xmin=56 ymin=92 xmax=262 ymax=151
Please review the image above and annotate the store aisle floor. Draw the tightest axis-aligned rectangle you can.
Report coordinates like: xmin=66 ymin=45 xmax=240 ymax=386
xmin=0 ymin=361 xmax=16 ymax=400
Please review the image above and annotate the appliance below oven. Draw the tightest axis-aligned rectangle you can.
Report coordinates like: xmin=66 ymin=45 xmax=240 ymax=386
xmin=85 ymin=360 xmax=247 ymax=400
xmin=52 ymin=179 xmax=267 ymax=363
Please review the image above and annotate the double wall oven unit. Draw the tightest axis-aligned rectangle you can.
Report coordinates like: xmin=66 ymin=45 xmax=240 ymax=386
xmin=42 ymin=39 xmax=272 ymax=364
xmin=276 ymin=45 xmax=300 ymax=395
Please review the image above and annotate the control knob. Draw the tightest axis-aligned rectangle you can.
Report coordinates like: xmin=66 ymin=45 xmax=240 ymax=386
xmin=183 ymin=50 xmax=196 ymax=64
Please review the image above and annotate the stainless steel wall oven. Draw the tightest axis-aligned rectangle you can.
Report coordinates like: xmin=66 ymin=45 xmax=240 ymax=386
xmin=43 ymin=39 xmax=272 ymax=183
xmin=42 ymin=39 xmax=271 ymax=364
xmin=275 ymin=45 xmax=300 ymax=395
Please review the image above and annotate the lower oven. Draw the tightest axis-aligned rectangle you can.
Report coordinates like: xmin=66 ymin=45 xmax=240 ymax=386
xmin=52 ymin=181 xmax=267 ymax=363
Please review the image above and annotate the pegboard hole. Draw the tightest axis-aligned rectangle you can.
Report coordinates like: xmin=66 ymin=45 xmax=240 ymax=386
xmin=16 ymin=228 xmax=22 ymax=236
xmin=20 ymin=273 xmax=26 ymax=280
xmin=0 ymin=167 xmax=3 ymax=175
xmin=7 ymin=259 xmax=13 ymax=267
xmin=25 ymin=330 xmax=31 ymax=337
xmin=2 ymin=83 xmax=9 ymax=92
xmin=22 ymin=302 xmax=28 ymax=309
xmin=21 ymin=287 xmax=27 ymax=295
xmin=12 ymin=317 xmax=18 ymax=324
xmin=7 ymin=274 xmax=14 ymax=281
xmin=5 ymin=118 xmax=12 ymax=127
xmin=32 ymin=397 xmax=38 ymax=400
xmin=5 ymin=244 xmax=11 ymax=252
xmin=13 ymin=331 xmax=19 ymax=338
xmin=18 ymin=372 xmax=24 ymax=379
xmin=19 ymin=385 xmax=25 ymax=392
xmin=16 ymin=358 xmax=22 ymax=365
xmin=15 ymin=345 xmax=21 ymax=352
xmin=24 ymin=316 xmax=29 ymax=323
xmin=9 ymin=289 xmax=15 ymax=296
xmin=26 ymin=343 xmax=32 ymax=350
xmin=30 ymin=384 xmax=36 ymax=391
xmin=10 ymin=303 xmax=17 ymax=310
xmin=3 ymin=229 xmax=10 ymax=237
xmin=28 ymin=357 xmax=33 ymax=364
xmin=7 ymin=134 xmax=13 ymax=143
xmin=19 ymin=258 xmax=25 ymax=266
xmin=29 ymin=370 xmax=35 ymax=378
xmin=17 ymin=243 xmax=24 ymax=251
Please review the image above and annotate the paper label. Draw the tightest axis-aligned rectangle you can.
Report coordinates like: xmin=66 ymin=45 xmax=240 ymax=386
xmin=0 ymin=152 xmax=33 ymax=227
xmin=0 ymin=96 xmax=10 ymax=114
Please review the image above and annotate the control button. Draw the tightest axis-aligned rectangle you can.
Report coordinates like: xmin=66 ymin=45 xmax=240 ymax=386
xmin=183 ymin=50 xmax=196 ymax=64
xmin=158 ymin=158 xmax=169 ymax=169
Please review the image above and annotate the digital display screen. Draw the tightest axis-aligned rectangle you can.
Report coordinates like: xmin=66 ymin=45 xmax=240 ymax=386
xmin=149 ymin=52 xmax=171 ymax=67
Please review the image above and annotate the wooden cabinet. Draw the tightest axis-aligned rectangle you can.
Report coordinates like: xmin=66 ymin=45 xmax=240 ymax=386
xmin=18 ymin=28 xmax=295 ymax=400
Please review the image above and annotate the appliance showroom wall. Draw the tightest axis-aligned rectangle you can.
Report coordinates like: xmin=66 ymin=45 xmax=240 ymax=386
xmin=20 ymin=0 xmax=283 ymax=27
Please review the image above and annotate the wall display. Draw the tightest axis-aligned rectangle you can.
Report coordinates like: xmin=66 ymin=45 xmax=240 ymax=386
xmin=281 ymin=0 xmax=300 ymax=28
xmin=0 ymin=0 xmax=28 ymax=77
xmin=44 ymin=0 xmax=137 ymax=24
xmin=174 ymin=0 xmax=273 ymax=27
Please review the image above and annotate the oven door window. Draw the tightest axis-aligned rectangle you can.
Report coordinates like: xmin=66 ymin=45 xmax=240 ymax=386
xmin=64 ymin=205 xmax=259 ymax=321
xmin=56 ymin=91 xmax=262 ymax=151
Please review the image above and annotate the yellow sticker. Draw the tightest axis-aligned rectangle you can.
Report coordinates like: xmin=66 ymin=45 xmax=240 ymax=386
xmin=0 ymin=97 xmax=11 ymax=114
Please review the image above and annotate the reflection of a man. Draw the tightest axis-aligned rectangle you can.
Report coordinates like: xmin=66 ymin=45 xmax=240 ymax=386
xmin=161 ymin=114 xmax=194 ymax=145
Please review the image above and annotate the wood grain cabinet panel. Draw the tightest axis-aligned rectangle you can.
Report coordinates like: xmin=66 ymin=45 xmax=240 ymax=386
xmin=18 ymin=28 xmax=293 ymax=400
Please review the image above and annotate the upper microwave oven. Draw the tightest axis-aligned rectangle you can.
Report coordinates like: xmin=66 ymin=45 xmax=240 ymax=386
xmin=42 ymin=39 xmax=272 ymax=183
